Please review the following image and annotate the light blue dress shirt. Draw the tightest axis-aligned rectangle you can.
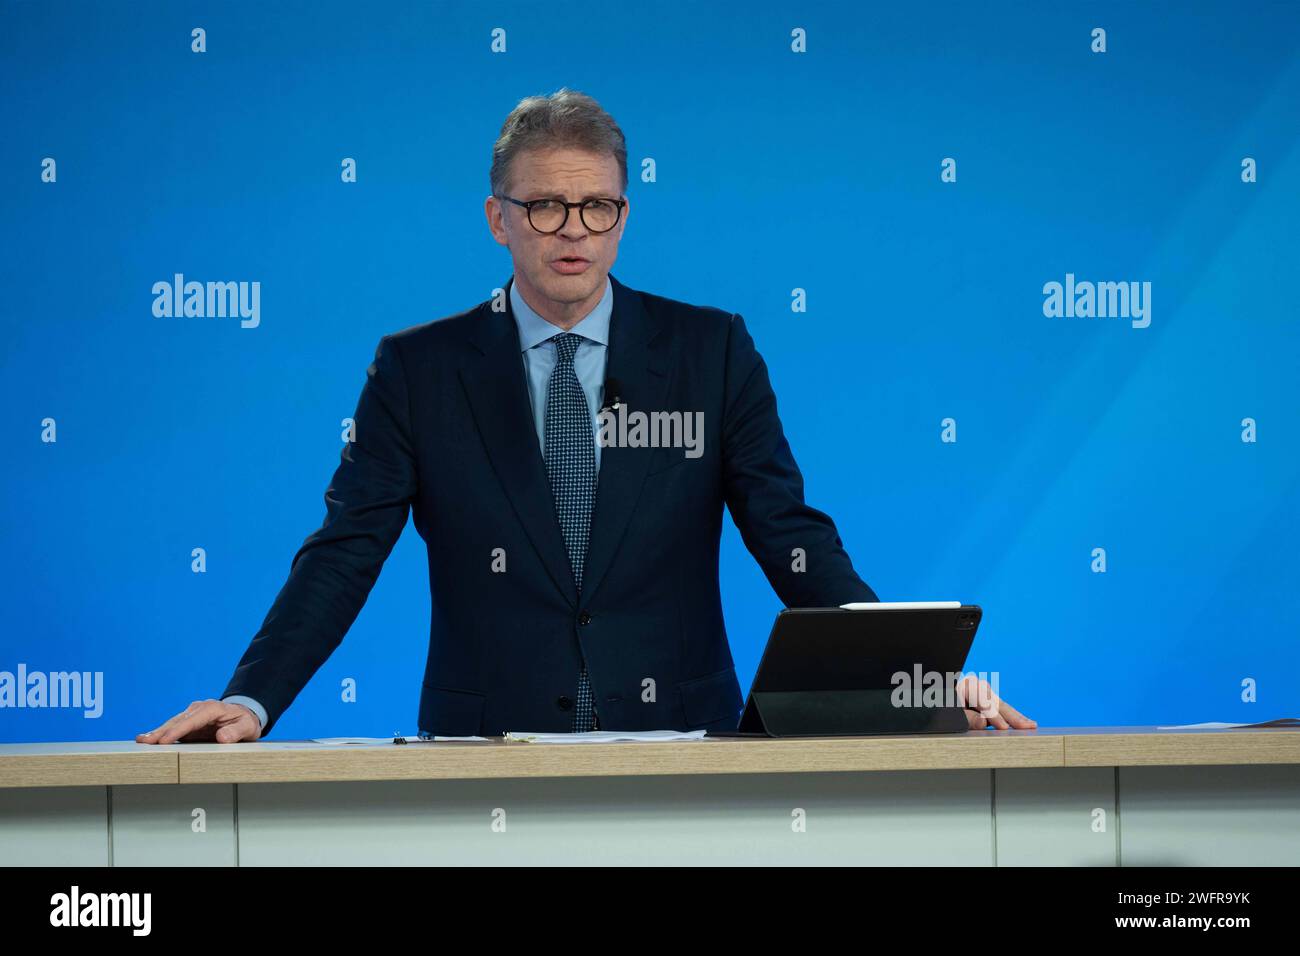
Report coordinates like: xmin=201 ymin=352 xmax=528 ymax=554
xmin=222 ymin=275 xmax=614 ymax=736
xmin=222 ymin=694 xmax=268 ymax=732
xmin=510 ymin=274 xmax=613 ymax=469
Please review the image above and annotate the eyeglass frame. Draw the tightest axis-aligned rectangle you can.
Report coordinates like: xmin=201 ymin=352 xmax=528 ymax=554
xmin=494 ymin=194 xmax=628 ymax=234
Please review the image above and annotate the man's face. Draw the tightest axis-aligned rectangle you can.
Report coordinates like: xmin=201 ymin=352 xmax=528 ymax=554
xmin=486 ymin=147 xmax=629 ymax=322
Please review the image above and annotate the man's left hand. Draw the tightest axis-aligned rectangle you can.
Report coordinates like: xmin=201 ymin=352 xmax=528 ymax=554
xmin=956 ymin=675 xmax=1037 ymax=730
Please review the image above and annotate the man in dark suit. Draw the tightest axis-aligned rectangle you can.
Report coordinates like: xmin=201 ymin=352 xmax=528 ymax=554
xmin=139 ymin=89 xmax=1034 ymax=744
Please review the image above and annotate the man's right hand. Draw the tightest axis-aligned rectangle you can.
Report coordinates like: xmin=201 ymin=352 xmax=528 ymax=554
xmin=136 ymin=699 xmax=263 ymax=744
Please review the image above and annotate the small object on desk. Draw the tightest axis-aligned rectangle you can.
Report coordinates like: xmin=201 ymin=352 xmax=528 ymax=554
xmin=309 ymin=736 xmax=491 ymax=745
xmin=504 ymin=730 xmax=708 ymax=744
xmin=839 ymin=601 xmax=962 ymax=610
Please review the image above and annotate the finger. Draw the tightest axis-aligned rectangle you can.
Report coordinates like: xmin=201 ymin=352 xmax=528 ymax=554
xmin=153 ymin=700 xmax=222 ymax=744
xmin=977 ymin=684 xmax=1002 ymax=715
xmin=1001 ymin=700 xmax=1037 ymax=729
xmin=985 ymin=708 xmax=1011 ymax=730
xmin=965 ymin=709 xmax=987 ymax=731
xmin=962 ymin=677 xmax=1001 ymax=715
xmin=136 ymin=708 xmax=193 ymax=744
xmin=956 ymin=676 xmax=983 ymax=709
xmin=215 ymin=710 xmax=257 ymax=743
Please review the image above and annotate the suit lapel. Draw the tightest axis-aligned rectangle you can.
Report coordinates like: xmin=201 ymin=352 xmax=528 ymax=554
xmin=459 ymin=277 xmax=577 ymax=605
xmin=459 ymin=272 xmax=671 ymax=610
xmin=580 ymin=273 xmax=670 ymax=607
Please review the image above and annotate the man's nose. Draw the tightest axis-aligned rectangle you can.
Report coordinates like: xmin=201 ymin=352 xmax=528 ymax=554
xmin=558 ymin=207 xmax=589 ymax=240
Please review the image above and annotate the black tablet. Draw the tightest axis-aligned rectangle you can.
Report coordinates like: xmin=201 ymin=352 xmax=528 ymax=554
xmin=720 ymin=603 xmax=983 ymax=737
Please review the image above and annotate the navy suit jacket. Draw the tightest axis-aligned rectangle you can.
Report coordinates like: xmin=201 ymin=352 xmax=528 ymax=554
xmin=222 ymin=272 xmax=878 ymax=736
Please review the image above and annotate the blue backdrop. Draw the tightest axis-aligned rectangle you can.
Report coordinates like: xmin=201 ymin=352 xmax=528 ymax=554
xmin=3 ymin=0 xmax=1298 ymax=742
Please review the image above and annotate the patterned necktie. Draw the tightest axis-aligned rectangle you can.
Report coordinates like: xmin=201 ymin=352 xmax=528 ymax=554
xmin=543 ymin=332 xmax=598 ymax=732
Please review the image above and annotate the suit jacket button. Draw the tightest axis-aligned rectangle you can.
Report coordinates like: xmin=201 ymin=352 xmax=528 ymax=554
xmin=578 ymin=610 xmax=592 ymax=626
xmin=556 ymin=696 xmax=573 ymax=711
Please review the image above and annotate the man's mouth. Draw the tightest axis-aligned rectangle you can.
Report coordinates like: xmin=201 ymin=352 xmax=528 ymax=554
xmin=551 ymin=256 xmax=592 ymax=274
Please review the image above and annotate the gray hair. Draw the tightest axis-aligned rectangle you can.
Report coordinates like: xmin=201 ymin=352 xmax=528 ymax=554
xmin=490 ymin=88 xmax=628 ymax=199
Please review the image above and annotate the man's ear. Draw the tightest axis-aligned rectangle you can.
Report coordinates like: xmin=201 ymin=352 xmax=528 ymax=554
xmin=614 ymin=196 xmax=630 ymax=240
xmin=485 ymin=195 xmax=509 ymax=247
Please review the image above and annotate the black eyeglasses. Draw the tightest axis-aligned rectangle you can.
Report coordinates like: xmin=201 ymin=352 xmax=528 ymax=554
xmin=496 ymin=194 xmax=626 ymax=234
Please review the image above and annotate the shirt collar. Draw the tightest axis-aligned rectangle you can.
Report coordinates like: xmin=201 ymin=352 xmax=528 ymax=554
xmin=510 ymin=275 xmax=613 ymax=351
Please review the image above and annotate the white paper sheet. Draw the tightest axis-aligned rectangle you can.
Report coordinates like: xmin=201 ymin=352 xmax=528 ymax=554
xmin=504 ymin=730 xmax=708 ymax=744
